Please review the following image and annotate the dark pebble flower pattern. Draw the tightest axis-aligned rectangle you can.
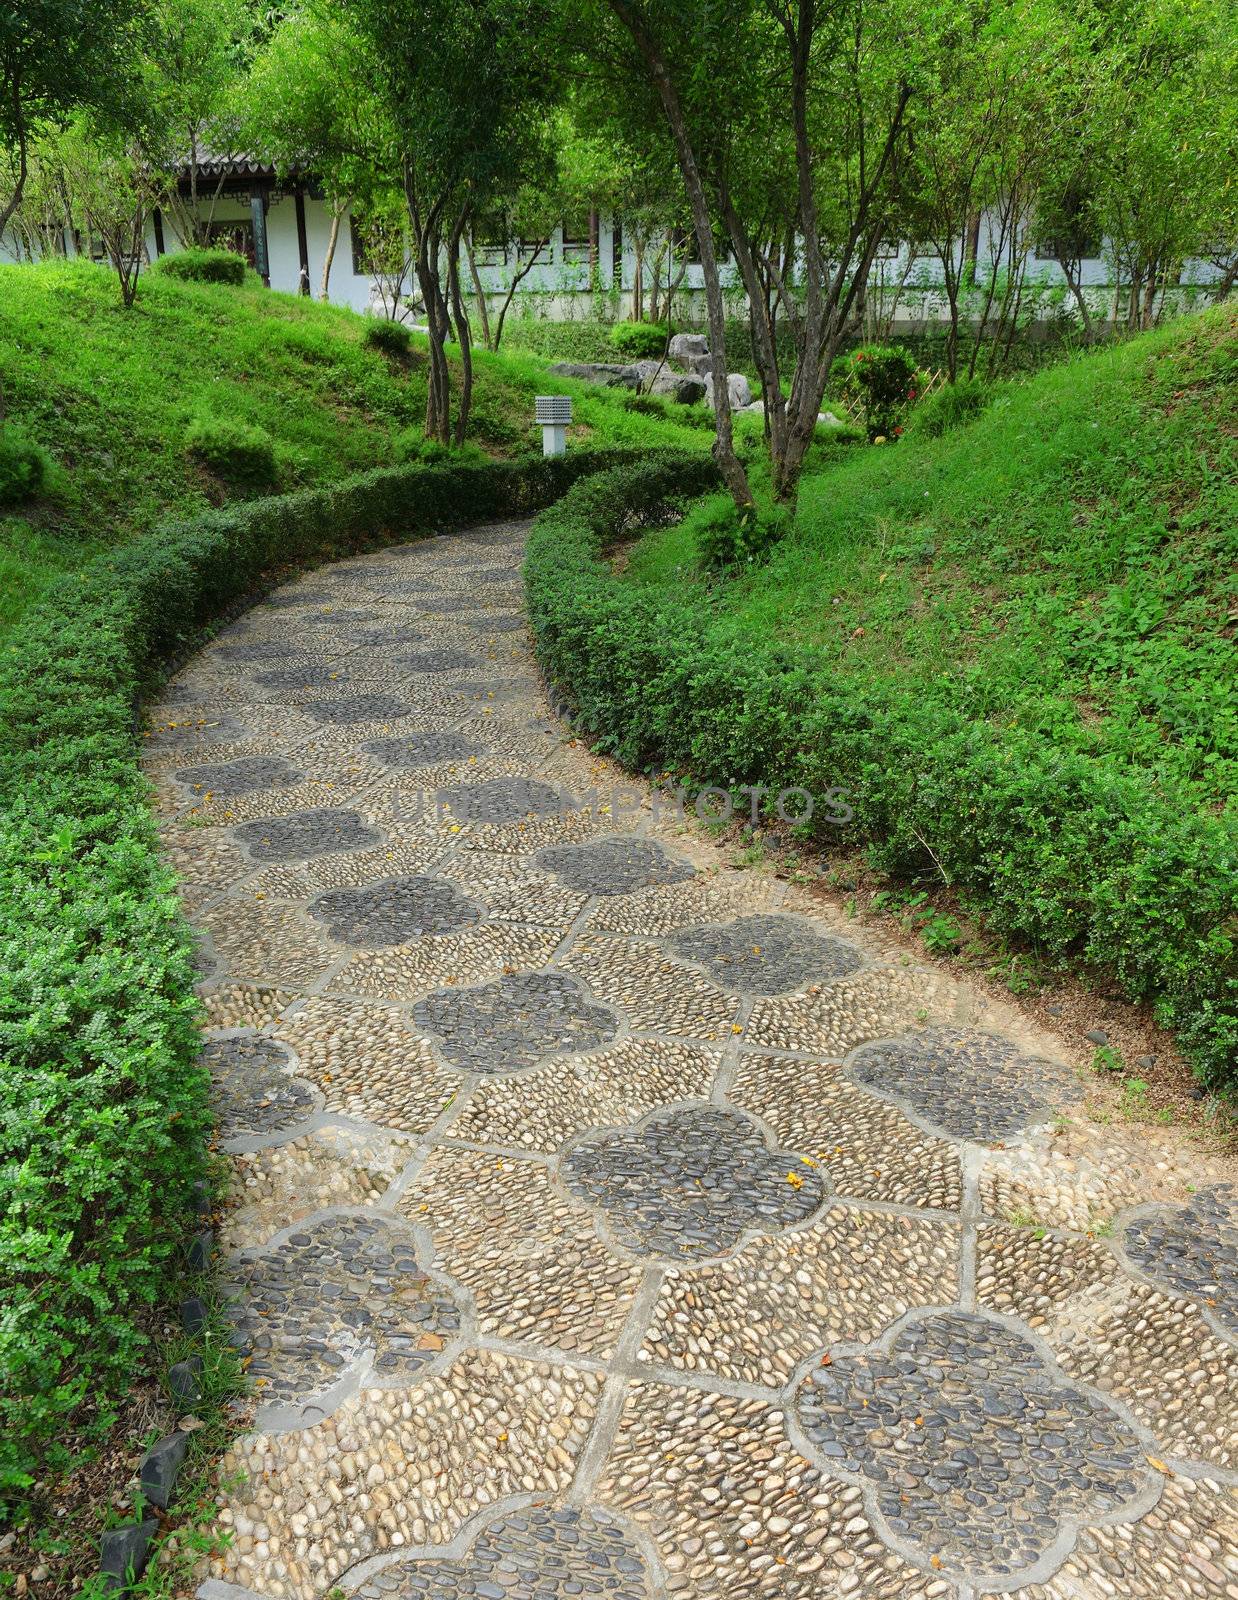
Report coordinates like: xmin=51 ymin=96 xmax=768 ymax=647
xmin=795 ymin=1309 xmax=1154 ymax=1584
xmin=1122 ymin=1183 xmax=1238 ymax=1335
xmin=224 ymin=1215 xmax=461 ymax=1414
xmin=847 ymin=1028 xmax=1081 ymax=1142
xmin=562 ymin=1104 xmax=825 ymax=1261
xmin=352 ymin=1507 xmax=654 ymax=1600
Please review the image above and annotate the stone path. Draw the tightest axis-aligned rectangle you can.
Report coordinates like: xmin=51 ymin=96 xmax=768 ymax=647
xmin=144 ymin=519 xmax=1238 ymax=1600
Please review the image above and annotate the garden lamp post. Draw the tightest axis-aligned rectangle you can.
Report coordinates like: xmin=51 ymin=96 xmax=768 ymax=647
xmin=535 ymin=394 xmax=572 ymax=456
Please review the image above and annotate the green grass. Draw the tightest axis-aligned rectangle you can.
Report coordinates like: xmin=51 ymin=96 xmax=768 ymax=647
xmin=625 ymin=305 xmax=1238 ymax=806
xmin=0 ymin=259 xmax=705 ymax=628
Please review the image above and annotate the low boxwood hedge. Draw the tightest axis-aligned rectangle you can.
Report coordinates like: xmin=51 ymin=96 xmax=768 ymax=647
xmin=0 ymin=445 xmax=643 ymax=1498
xmin=525 ymin=458 xmax=1238 ymax=1090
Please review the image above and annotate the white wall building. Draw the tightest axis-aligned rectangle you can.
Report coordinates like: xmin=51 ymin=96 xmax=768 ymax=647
xmin=2 ymin=151 xmax=1225 ymax=328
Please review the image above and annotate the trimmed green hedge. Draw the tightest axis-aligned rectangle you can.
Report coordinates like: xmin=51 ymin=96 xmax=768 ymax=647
xmin=525 ymin=458 xmax=1238 ymax=1089
xmin=150 ymin=247 xmax=247 ymax=285
xmin=0 ymin=446 xmax=644 ymax=1497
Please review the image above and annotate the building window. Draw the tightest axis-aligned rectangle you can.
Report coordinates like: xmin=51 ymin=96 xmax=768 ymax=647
xmin=350 ymin=216 xmax=375 ymax=275
xmin=74 ymin=227 xmax=109 ymax=262
xmin=205 ymin=220 xmax=255 ymax=269
xmin=471 ymin=213 xmax=507 ymax=266
xmin=561 ymin=212 xmax=591 ymax=263
xmin=1033 ymin=234 xmax=1100 ymax=263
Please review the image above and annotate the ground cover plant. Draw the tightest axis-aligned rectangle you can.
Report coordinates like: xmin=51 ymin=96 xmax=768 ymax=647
xmin=526 ymin=305 xmax=1238 ymax=1090
xmin=0 ymin=259 xmax=707 ymax=630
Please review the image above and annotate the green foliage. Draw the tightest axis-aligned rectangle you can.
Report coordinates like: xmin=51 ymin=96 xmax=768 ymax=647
xmin=523 ymin=335 xmax=1238 ymax=1089
xmin=392 ymin=430 xmax=487 ymax=466
xmin=833 ymin=346 xmax=921 ymax=439
xmin=609 ymin=320 xmax=668 ymax=358
xmin=692 ymin=494 xmax=789 ymax=571
xmin=362 ymin=318 xmax=412 ymax=358
xmin=183 ymin=410 xmax=278 ymax=488
xmin=0 ymin=260 xmax=707 ymax=628
xmin=0 ymin=425 xmax=50 ymax=505
xmin=0 ymin=442 xmax=644 ymax=1501
xmin=150 ymin=247 xmax=247 ymax=286
xmin=909 ymin=377 xmax=991 ymax=437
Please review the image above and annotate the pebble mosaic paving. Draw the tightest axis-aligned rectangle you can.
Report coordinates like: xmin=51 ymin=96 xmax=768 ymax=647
xmin=154 ymin=523 xmax=1236 ymax=1600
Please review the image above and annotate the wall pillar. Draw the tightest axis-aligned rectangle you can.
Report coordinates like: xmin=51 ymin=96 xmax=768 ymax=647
xmin=250 ymin=190 xmax=271 ymax=287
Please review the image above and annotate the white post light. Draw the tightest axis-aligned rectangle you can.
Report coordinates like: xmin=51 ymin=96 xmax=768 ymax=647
xmin=535 ymin=394 xmax=572 ymax=456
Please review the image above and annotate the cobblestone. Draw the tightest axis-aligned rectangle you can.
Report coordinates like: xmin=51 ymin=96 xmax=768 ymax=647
xmin=162 ymin=522 xmax=1235 ymax=1600
xmin=413 ymin=970 xmax=619 ymax=1074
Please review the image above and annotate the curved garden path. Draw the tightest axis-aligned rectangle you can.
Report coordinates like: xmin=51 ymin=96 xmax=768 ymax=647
xmin=143 ymin=519 xmax=1237 ymax=1600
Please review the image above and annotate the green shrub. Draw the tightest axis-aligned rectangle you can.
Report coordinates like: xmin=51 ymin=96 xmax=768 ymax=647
xmin=524 ymin=460 xmax=1237 ymax=1091
xmin=363 ymin=318 xmax=412 ymax=358
xmin=610 ymin=321 xmax=669 ymax=359
xmin=0 ymin=443 xmax=647 ymax=1500
xmin=910 ymin=376 xmax=992 ymax=437
xmin=150 ymin=247 xmax=247 ymax=286
xmin=693 ymin=495 xmax=789 ymax=571
xmin=833 ymin=345 xmax=920 ymax=438
xmin=392 ymin=429 xmax=487 ymax=467
xmin=0 ymin=425 xmax=50 ymax=505
xmin=184 ymin=412 xmax=277 ymax=489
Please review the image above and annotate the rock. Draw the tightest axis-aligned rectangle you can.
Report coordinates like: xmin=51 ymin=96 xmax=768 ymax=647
xmin=168 ymin=1355 xmax=202 ymax=1405
xmin=179 ymin=1295 xmax=208 ymax=1334
xmin=1045 ymin=1004 xmax=1064 ymax=1016
xmin=684 ymin=351 xmax=714 ymax=376
xmin=625 ymin=359 xmax=706 ymax=405
xmin=703 ymin=372 xmax=752 ymax=412
xmin=818 ymin=410 xmax=844 ymax=428
xmin=668 ymin=332 xmax=709 ymax=362
xmin=186 ymin=1227 xmax=213 ymax=1270
xmin=1135 ymin=1054 xmax=1157 ymax=1069
xmin=546 ymin=361 xmax=640 ymax=389
xmin=1084 ymin=1029 xmax=1109 ymax=1046
xmin=652 ymin=372 xmax=707 ymax=405
xmin=139 ymin=1431 xmax=190 ymax=1510
xmin=99 ymin=1518 xmax=157 ymax=1593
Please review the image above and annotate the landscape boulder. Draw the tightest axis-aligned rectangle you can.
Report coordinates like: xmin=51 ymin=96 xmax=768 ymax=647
xmin=668 ymin=332 xmax=709 ymax=362
xmin=651 ymin=370 xmax=707 ymax=404
xmin=703 ymin=372 xmax=753 ymax=411
xmin=628 ymin=360 xmax=707 ymax=405
xmin=547 ymin=361 xmax=641 ymax=389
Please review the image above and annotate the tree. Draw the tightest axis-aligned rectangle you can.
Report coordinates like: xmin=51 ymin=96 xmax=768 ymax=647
xmin=53 ymin=114 xmax=163 ymax=305
xmin=240 ymin=2 xmax=391 ymax=299
xmin=344 ymin=0 xmax=563 ymax=445
xmin=141 ymin=0 xmax=254 ymax=248
xmin=0 ymin=0 xmax=147 ymax=238
xmin=590 ymin=0 xmax=930 ymax=508
xmin=902 ymin=0 xmax=1065 ymax=378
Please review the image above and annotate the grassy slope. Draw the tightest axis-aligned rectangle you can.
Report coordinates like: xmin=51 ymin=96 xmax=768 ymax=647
xmin=0 ymin=259 xmax=706 ymax=628
xmin=628 ymin=304 xmax=1238 ymax=807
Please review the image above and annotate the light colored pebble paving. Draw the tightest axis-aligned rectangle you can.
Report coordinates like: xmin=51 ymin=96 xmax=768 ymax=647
xmin=154 ymin=521 xmax=1236 ymax=1600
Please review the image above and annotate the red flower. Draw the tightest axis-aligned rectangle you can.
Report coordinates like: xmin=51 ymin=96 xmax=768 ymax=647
xmin=893 ymin=426 xmax=903 ymax=436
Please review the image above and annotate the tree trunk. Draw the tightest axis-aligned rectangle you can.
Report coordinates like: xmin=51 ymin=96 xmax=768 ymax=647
xmin=0 ymin=107 xmax=29 ymax=241
xmin=1056 ymin=255 xmax=1093 ymax=340
xmin=320 ymin=201 xmax=345 ymax=301
xmin=464 ymin=233 xmax=493 ymax=349
xmin=608 ymin=0 xmax=752 ymax=510
xmin=448 ymin=210 xmax=473 ymax=445
xmin=493 ymin=239 xmax=548 ymax=351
